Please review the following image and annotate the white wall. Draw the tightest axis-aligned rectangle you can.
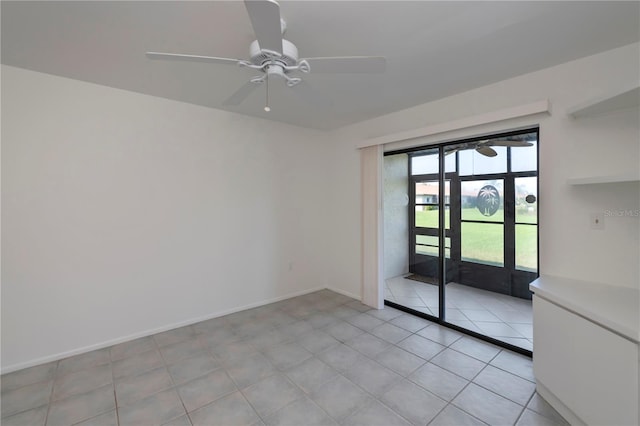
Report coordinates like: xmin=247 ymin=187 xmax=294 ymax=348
xmin=383 ymin=153 xmax=409 ymax=279
xmin=327 ymin=42 xmax=640 ymax=298
xmin=1 ymin=65 xmax=330 ymax=371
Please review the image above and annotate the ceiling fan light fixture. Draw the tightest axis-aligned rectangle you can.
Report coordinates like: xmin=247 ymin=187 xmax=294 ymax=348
xmin=146 ymin=0 xmax=386 ymax=110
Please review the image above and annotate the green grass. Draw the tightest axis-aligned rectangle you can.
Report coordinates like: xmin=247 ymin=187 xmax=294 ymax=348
xmin=415 ymin=208 xmax=537 ymax=270
xmin=461 ymin=222 xmax=504 ymax=266
xmin=516 ymin=225 xmax=538 ymax=271
xmin=415 ymin=208 xmax=448 ymax=229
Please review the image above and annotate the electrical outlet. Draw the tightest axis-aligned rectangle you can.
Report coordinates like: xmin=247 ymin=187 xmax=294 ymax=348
xmin=590 ymin=212 xmax=605 ymax=230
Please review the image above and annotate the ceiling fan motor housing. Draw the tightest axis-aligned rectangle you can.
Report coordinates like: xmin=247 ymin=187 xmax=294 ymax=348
xmin=250 ymin=39 xmax=299 ymax=68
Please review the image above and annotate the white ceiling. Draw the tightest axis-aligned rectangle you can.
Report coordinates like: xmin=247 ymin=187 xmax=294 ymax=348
xmin=2 ymin=1 xmax=639 ymax=130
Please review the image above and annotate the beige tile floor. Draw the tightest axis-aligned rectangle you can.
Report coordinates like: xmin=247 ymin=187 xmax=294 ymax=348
xmin=1 ymin=289 xmax=564 ymax=425
xmin=385 ymin=276 xmax=533 ymax=351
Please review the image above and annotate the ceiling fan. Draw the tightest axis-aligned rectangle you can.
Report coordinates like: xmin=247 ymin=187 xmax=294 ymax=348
xmin=146 ymin=0 xmax=386 ymax=110
xmin=446 ymin=139 xmax=534 ymax=158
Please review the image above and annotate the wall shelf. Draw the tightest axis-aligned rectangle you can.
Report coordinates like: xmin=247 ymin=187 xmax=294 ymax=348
xmin=567 ymin=173 xmax=640 ymax=185
xmin=567 ymin=86 xmax=639 ymax=119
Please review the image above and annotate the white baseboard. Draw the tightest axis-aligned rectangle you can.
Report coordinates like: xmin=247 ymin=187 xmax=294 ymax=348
xmin=325 ymin=286 xmax=360 ymax=301
xmin=1 ymin=286 xmax=326 ymax=374
xmin=536 ymin=381 xmax=585 ymax=426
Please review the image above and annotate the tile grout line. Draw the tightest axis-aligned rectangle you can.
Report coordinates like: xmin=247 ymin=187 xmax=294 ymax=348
xmin=447 ymin=352 xmax=535 ymax=425
xmin=323 ymin=314 xmax=447 ymax=426
xmin=42 ymin=360 xmax=59 ymax=426
xmin=106 ymin=355 xmax=118 ymax=426
xmin=514 ymin=390 xmax=540 ymax=425
xmin=390 ymin=277 xmax=533 ymax=346
xmin=236 ymin=302 xmax=346 ymax=425
xmin=154 ymin=330 xmax=191 ymax=426
xmin=3 ymin=291 xmax=545 ymax=426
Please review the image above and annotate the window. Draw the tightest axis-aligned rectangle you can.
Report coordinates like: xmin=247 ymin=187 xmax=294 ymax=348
xmin=411 ymin=150 xmax=455 ymax=175
xmin=511 ymin=140 xmax=538 ymax=172
xmin=515 ymin=176 xmax=538 ymax=271
xmin=461 ymin=222 xmax=504 ymax=266
xmin=460 ymin=179 xmax=505 ymax=266
xmin=458 ymin=146 xmax=507 ymax=176
xmin=416 ymin=235 xmax=451 ymax=258
xmin=461 ymin=180 xmax=504 ymax=223
xmin=414 ymin=181 xmax=450 ymax=229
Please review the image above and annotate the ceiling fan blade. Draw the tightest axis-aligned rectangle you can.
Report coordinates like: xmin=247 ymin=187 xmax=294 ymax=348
xmin=303 ymin=56 xmax=386 ymax=74
xmin=486 ymin=139 xmax=534 ymax=147
xmin=290 ymin=81 xmax=333 ymax=108
xmin=476 ymin=146 xmax=498 ymax=157
xmin=146 ymin=52 xmax=241 ymax=66
xmin=244 ymin=0 xmax=283 ymax=55
xmin=222 ymin=81 xmax=261 ymax=106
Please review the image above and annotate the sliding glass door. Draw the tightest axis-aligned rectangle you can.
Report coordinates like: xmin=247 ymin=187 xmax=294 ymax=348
xmin=383 ymin=129 xmax=539 ymax=354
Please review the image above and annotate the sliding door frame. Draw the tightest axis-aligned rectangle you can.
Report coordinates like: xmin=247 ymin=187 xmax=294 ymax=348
xmin=384 ymin=127 xmax=539 ymax=357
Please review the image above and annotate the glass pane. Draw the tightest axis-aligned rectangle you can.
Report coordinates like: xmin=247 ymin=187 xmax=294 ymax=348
xmin=411 ymin=149 xmax=438 ymax=175
xmin=415 ymin=205 xmax=438 ymax=228
xmin=416 ymin=235 xmax=450 ymax=248
xmin=415 ymin=205 xmax=450 ymax=229
xmin=461 ymin=180 xmax=504 ymax=222
xmin=511 ymin=139 xmax=538 ymax=172
xmin=416 ymin=245 xmax=438 ymax=256
xmin=416 ymin=235 xmax=438 ymax=246
xmin=415 ymin=180 xmax=450 ymax=229
xmin=411 ymin=150 xmax=455 ymax=175
xmin=446 ymin=154 xmax=456 ymax=173
xmin=461 ymin=222 xmax=504 ymax=266
xmin=416 ymin=246 xmax=450 ymax=258
xmin=516 ymin=224 xmax=538 ymax=272
xmin=415 ymin=181 xmax=439 ymax=204
xmin=458 ymin=145 xmax=507 ymax=176
xmin=516 ymin=176 xmax=537 ymax=224
xmin=415 ymin=181 xmax=450 ymax=205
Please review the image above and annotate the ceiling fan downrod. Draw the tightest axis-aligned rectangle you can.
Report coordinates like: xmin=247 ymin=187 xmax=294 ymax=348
xmin=264 ymin=74 xmax=270 ymax=112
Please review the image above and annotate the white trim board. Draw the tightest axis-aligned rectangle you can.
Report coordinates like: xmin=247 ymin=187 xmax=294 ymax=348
xmin=356 ymin=99 xmax=551 ymax=149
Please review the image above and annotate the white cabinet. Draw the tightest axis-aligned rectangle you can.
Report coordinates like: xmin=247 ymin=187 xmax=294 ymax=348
xmin=530 ymin=276 xmax=639 ymax=425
